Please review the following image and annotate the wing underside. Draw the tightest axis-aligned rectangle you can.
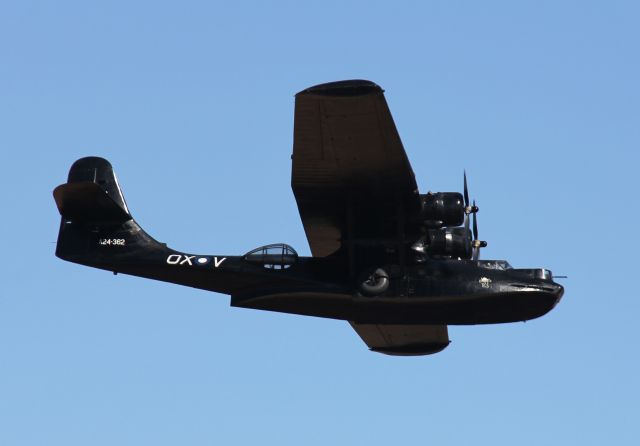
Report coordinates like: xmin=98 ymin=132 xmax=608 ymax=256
xmin=292 ymin=80 xmax=421 ymax=260
xmin=350 ymin=322 xmax=450 ymax=356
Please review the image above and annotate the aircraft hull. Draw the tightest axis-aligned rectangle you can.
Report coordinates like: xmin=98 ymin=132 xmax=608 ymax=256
xmin=232 ymin=286 xmax=564 ymax=325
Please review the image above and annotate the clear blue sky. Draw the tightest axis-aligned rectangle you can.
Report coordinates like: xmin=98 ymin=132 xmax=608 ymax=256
xmin=1 ymin=1 xmax=638 ymax=444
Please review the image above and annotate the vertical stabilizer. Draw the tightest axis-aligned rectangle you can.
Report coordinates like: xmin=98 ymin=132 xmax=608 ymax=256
xmin=53 ymin=157 xmax=159 ymax=264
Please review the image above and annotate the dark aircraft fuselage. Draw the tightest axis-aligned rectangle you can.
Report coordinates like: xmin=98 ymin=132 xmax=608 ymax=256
xmin=59 ymin=218 xmax=563 ymax=327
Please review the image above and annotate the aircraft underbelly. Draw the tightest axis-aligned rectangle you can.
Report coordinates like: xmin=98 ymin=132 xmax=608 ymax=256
xmin=230 ymin=289 xmax=560 ymax=325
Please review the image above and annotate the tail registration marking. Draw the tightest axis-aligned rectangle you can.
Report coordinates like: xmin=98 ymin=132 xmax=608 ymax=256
xmin=99 ymin=238 xmax=126 ymax=246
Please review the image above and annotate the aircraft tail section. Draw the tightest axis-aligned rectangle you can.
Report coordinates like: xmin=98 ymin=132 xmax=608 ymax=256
xmin=54 ymin=157 xmax=132 ymax=225
xmin=53 ymin=157 xmax=161 ymax=264
xmin=53 ymin=157 xmax=302 ymax=297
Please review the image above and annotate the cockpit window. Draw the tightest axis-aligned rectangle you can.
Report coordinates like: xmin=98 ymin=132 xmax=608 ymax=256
xmin=243 ymin=243 xmax=298 ymax=270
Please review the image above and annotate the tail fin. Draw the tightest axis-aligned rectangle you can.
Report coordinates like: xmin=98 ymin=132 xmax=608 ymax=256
xmin=53 ymin=157 xmax=159 ymax=265
xmin=53 ymin=157 xmax=132 ymax=225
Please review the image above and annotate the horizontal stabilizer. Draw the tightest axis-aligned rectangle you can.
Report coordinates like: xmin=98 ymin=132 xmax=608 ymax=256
xmin=53 ymin=156 xmax=132 ymax=225
xmin=54 ymin=182 xmax=131 ymax=224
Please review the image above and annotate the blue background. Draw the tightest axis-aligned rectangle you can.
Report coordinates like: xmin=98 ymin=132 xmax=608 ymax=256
xmin=1 ymin=1 xmax=638 ymax=444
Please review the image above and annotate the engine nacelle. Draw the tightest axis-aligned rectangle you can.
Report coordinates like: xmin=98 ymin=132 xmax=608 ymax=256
xmin=427 ymin=227 xmax=471 ymax=259
xmin=420 ymin=192 xmax=464 ymax=227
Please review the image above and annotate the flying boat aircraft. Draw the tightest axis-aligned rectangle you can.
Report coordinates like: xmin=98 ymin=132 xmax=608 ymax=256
xmin=53 ymin=80 xmax=564 ymax=356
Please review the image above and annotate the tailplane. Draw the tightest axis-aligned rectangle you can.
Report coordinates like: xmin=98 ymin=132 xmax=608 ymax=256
xmin=54 ymin=157 xmax=132 ymax=225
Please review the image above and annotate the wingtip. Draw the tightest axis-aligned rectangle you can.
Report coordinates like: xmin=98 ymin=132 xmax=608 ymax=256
xmin=297 ymin=79 xmax=383 ymax=97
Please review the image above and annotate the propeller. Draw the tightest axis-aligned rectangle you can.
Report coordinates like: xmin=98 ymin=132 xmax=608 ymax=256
xmin=471 ymin=199 xmax=487 ymax=260
xmin=463 ymin=171 xmax=478 ymax=215
xmin=463 ymin=170 xmax=470 ymax=211
xmin=463 ymin=171 xmax=472 ymax=257
xmin=463 ymin=172 xmax=486 ymax=260
xmin=472 ymin=199 xmax=478 ymax=240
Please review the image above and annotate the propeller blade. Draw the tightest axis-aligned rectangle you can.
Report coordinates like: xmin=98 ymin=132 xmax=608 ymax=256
xmin=472 ymin=200 xmax=478 ymax=241
xmin=464 ymin=212 xmax=470 ymax=236
xmin=463 ymin=170 xmax=470 ymax=208
xmin=471 ymin=199 xmax=481 ymax=260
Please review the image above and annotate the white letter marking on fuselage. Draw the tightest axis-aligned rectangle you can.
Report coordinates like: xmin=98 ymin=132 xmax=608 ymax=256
xmin=167 ymin=254 xmax=226 ymax=268
xmin=166 ymin=254 xmax=181 ymax=265
xmin=179 ymin=255 xmax=195 ymax=265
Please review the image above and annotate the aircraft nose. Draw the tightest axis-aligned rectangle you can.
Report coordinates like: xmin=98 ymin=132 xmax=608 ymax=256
xmin=550 ymin=282 xmax=564 ymax=306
